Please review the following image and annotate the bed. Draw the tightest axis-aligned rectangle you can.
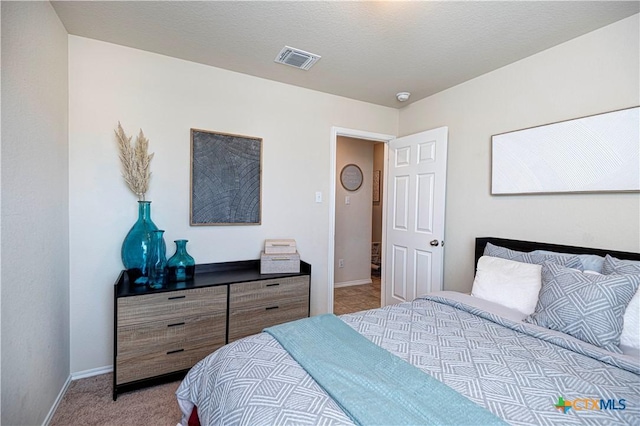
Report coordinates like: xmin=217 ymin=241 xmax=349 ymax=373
xmin=176 ymin=237 xmax=640 ymax=425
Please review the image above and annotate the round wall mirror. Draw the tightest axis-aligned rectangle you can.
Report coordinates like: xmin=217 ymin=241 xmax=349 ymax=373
xmin=340 ymin=164 xmax=363 ymax=191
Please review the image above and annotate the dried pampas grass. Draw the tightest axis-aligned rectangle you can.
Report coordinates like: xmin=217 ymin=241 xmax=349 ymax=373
xmin=115 ymin=122 xmax=154 ymax=201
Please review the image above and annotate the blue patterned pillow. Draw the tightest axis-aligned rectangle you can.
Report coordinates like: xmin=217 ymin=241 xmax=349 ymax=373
xmin=484 ymin=243 xmax=583 ymax=270
xmin=533 ymin=250 xmax=605 ymax=272
xmin=524 ymin=262 xmax=640 ymax=353
xmin=602 ymin=254 xmax=640 ymax=275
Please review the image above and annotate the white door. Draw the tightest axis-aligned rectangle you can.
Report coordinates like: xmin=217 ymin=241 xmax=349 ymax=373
xmin=384 ymin=127 xmax=448 ymax=306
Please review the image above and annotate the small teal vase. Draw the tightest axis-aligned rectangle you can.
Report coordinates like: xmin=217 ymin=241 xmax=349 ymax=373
xmin=148 ymin=230 xmax=167 ymax=289
xmin=121 ymin=201 xmax=158 ymax=285
xmin=168 ymin=240 xmax=196 ymax=282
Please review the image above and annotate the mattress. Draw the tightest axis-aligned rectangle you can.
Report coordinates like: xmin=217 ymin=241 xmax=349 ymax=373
xmin=176 ymin=291 xmax=639 ymax=425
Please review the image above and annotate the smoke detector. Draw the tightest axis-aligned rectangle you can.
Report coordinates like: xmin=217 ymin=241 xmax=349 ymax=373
xmin=275 ymin=46 xmax=321 ymax=70
xmin=396 ymin=92 xmax=411 ymax=102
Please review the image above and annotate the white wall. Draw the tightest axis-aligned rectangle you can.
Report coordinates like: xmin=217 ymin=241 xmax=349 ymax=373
xmin=1 ymin=2 xmax=70 ymax=424
xmin=399 ymin=14 xmax=640 ymax=293
xmin=68 ymin=36 xmax=398 ymax=373
xmin=335 ymin=137 xmax=374 ymax=286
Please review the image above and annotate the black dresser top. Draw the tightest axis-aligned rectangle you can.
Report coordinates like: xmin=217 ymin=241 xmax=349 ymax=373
xmin=115 ymin=259 xmax=311 ymax=297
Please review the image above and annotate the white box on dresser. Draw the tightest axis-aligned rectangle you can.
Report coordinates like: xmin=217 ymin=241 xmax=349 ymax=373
xmin=264 ymin=239 xmax=297 ymax=254
xmin=260 ymin=251 xmax=301 ymax=274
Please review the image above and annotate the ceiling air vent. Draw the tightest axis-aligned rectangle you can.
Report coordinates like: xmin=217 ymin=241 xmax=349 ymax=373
xmin=275 ymin=46 xmax=321 ymax=70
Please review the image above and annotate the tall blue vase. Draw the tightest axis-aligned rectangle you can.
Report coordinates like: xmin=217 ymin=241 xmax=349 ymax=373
xmin=148 ymin=230 xmax=168 ymax=289
xmin=121 ymin=201 xmax=158 ymax=285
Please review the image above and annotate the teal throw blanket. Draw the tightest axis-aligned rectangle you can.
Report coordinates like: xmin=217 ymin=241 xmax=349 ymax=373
xmin=264 ymin=314 xmax=506 ymax=426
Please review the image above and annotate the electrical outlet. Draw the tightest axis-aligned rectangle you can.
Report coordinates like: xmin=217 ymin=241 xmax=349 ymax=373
xmin=338 ymin=259 xmax=344 ymax=268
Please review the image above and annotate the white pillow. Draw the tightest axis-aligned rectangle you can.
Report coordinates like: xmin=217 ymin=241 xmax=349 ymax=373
xmin=601 ymin=255 xmax=640 ymax=351
xmin=620 ymin=290 xmax=639 ymax=350
xmin=471 ymin=256 xmax=542 ymax=316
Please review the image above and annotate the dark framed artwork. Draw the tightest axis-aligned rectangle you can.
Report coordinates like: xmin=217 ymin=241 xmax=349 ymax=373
xmin=372 ymin=169 xmax=381 ymax=203
xmin=190 ymin=129 xmax=262 ymax=225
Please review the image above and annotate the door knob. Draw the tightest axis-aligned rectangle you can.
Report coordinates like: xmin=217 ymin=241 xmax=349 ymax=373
xmin=430 ymin=239 xmax=439 ymax=247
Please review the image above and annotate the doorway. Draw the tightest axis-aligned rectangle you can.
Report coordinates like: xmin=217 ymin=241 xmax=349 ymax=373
xmin=328 ymin=127 xmax=395 ymax=314
xmin=328 ymin=126 xmax=449 ymax=315
xmin=333 ymin=137 xmax=385 ymax=315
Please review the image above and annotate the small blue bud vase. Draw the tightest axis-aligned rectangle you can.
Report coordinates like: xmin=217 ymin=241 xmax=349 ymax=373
xmin=168 ymin=240 xmax=196 ymax=282
xmin=121 ymin=201 xmax=158 ymax=285
xmin=147 ymin=230 xmax=167 ymax=289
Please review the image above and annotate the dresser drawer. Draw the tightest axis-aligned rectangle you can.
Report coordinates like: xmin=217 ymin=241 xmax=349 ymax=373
xmin=116 ymin=341 xmax=217 ymax=385
xmin=229 ymin=276 xmax=309 ymax=309
xmin=117 ymin=286 xmax=227 ymax=326
xmin=228 ymin=297 xmax=308 ymax=342
xmin=228 ymin=276 xmax=309 ymax=341
xmin=117 ymin=312 xmax=226 ymax=357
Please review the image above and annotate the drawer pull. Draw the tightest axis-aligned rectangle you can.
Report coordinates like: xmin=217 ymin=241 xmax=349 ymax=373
xmin=166 ymin=349 xmax=185 ymax=355
xmin=266 ymin=283 xmax=280 ymax=287
xmin=168 ymin=295 xmax=186 ymax=300
xmin=167 ymin=322 xmax=185 ymax=328
xmin=271 ymin=257 xmax=290 ymax=261
xmin=266 ymin=306 xmax=279 ymax=311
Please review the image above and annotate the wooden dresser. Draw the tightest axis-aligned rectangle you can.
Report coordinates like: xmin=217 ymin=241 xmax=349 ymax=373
xmin=113 ymin=259 xmax=311 ymax=399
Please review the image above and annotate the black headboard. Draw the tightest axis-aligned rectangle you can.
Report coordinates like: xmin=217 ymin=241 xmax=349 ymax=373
xmin=475 ymin=237 xmax=640 ymax=272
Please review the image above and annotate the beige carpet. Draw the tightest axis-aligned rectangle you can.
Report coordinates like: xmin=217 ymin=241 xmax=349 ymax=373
xmin=50 ymin=373 xmax=183 ymax=426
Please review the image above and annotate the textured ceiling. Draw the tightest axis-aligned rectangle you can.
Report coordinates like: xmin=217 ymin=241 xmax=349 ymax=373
xmin=51 ymin=1 xmax=639 ymax=108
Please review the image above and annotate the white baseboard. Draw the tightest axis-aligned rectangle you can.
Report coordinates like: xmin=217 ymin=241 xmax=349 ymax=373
xmin=42 ymin=375 xmax=71 ymax=426
xmin=334 ymin=278 xmax=372 ymax=288
xmin=71 ymin=365 xmax=113 ymax=380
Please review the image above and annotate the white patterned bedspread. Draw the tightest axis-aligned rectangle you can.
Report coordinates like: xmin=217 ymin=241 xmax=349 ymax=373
xmin=176 ymin=292 xmax=640 ymax=425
